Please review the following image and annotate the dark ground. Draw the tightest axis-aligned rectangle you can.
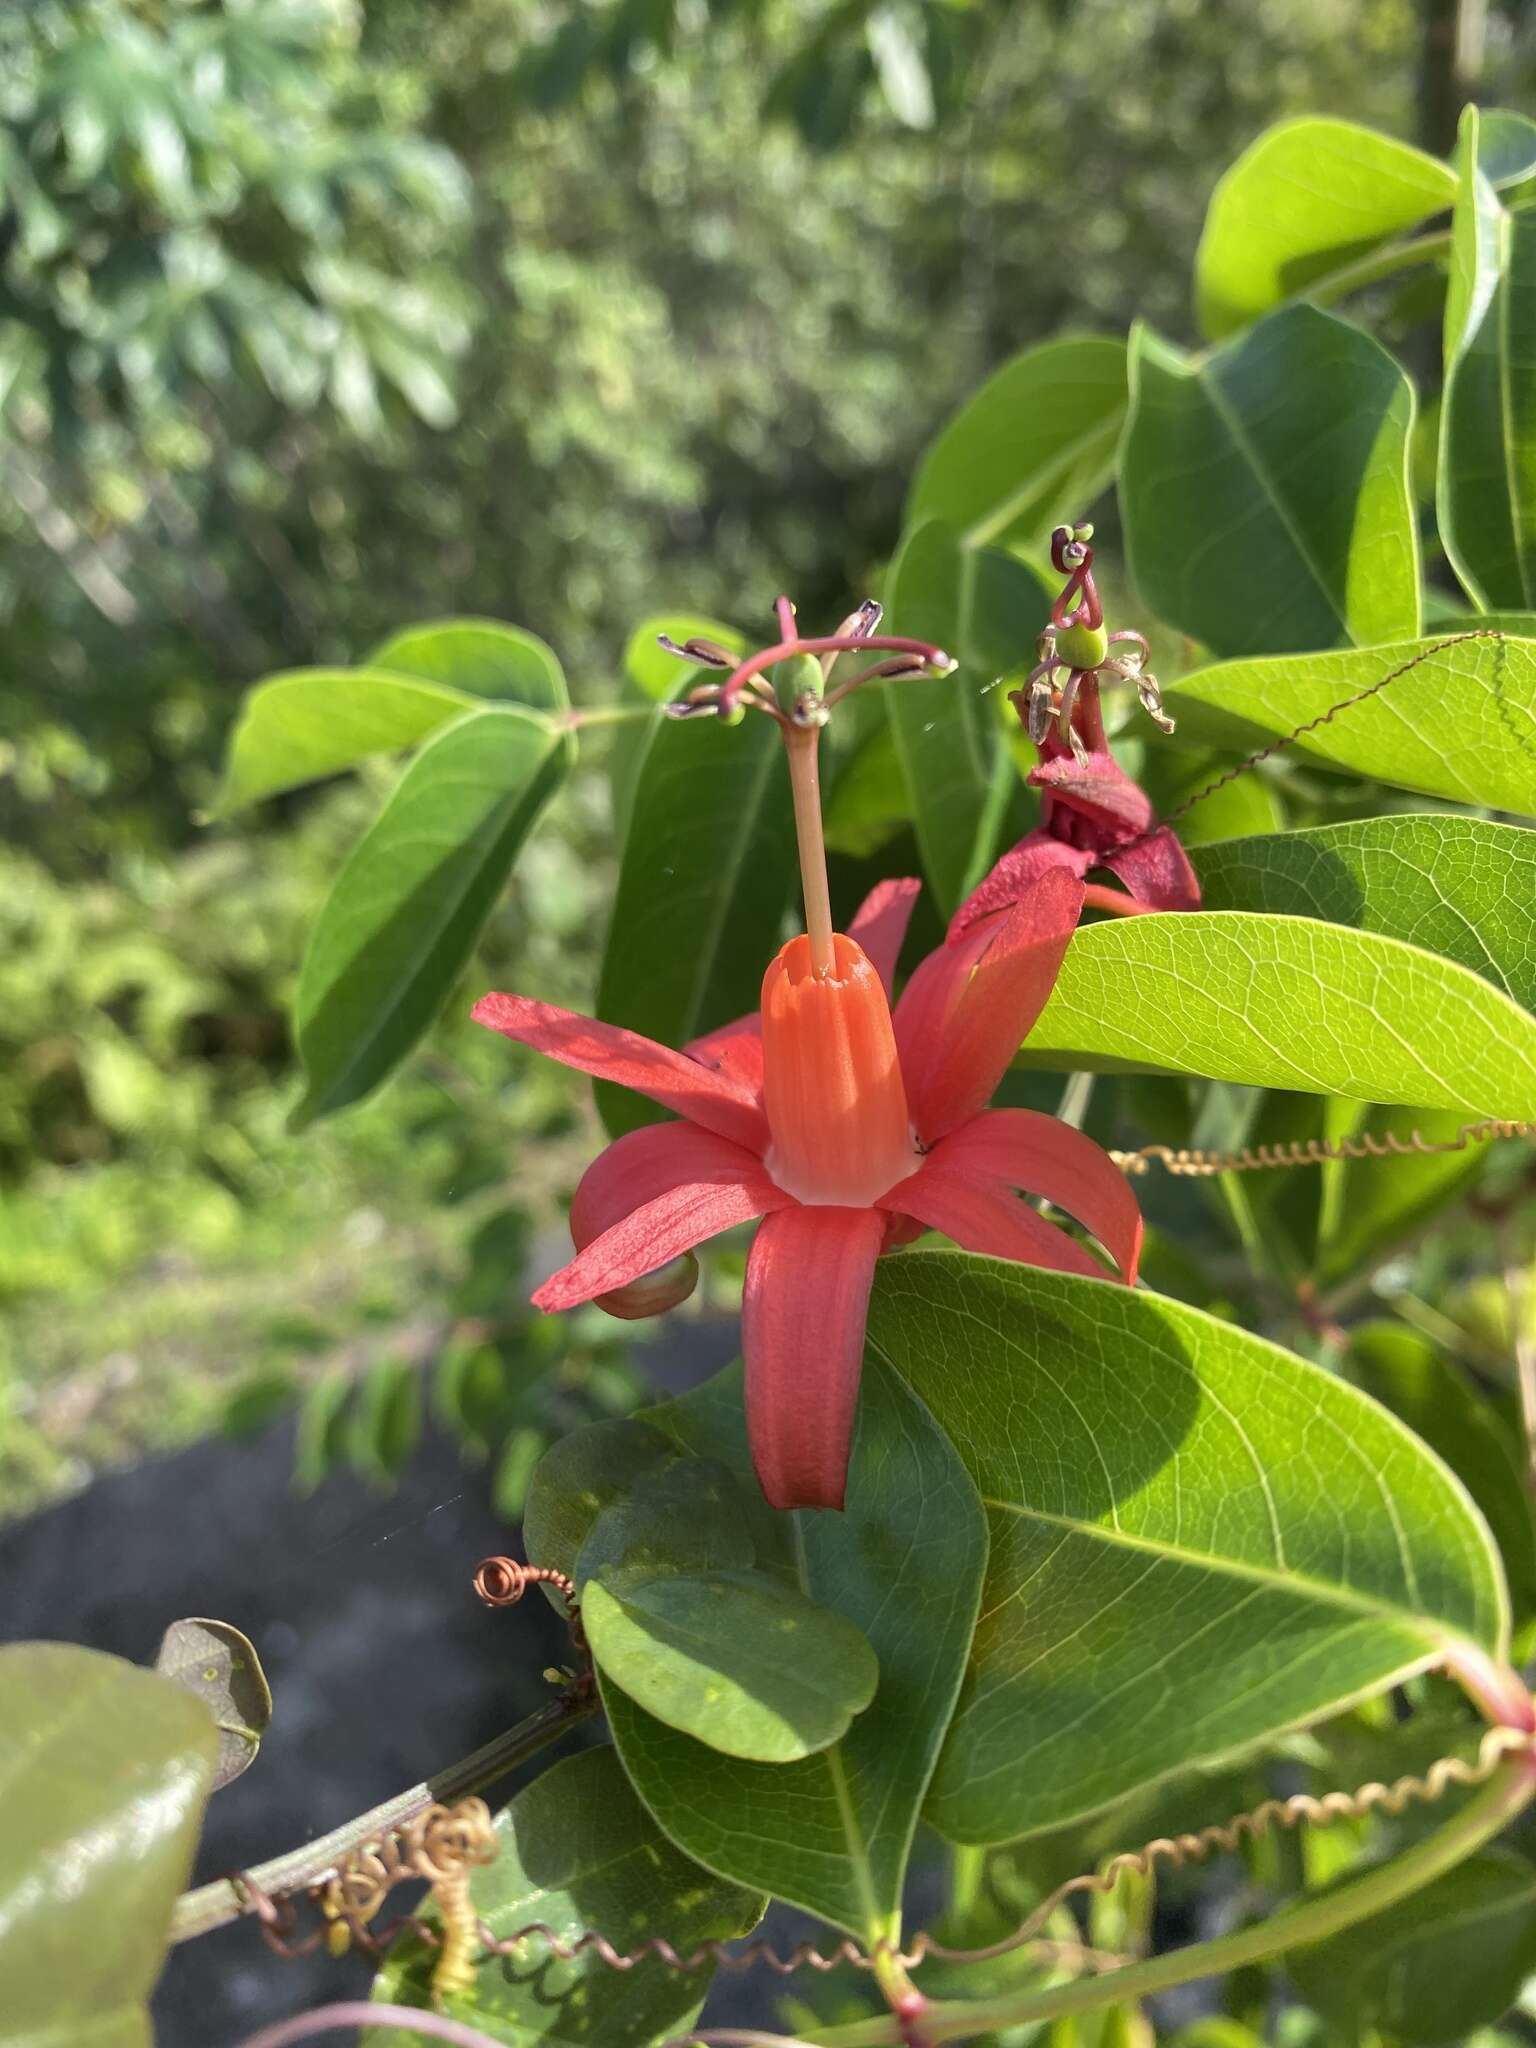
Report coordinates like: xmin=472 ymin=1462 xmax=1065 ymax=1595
xmin=0 ymin=1316 xmax=842 ymax=2047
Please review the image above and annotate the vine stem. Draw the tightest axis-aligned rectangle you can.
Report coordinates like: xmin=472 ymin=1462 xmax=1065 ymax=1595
xmin=801 ymin=1747 xmax=1536 ymax=2048
xmin=171 ymin=1690 xmax=596 ymax=1943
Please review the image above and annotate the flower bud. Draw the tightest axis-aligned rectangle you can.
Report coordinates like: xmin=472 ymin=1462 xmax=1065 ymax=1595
xmin=593 ymin=1251 xmax=700 ymax=1321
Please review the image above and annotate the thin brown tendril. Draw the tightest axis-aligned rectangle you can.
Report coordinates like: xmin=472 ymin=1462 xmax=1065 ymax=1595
xmin=1112 ymin=1116 xmax=1533 ymax=1178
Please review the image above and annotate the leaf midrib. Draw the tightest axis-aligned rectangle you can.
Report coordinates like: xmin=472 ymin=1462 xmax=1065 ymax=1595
xmin=977 ymin=1493 xmax=1468 ymax=1643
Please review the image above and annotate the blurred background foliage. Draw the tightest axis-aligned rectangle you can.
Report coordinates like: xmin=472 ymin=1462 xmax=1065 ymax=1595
xmin=3 ymin=0 xmax=1532 ymax=1512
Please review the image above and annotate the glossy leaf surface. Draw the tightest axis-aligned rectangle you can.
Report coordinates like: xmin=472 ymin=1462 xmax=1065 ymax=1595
xmin=1122 ymin=306 xmax=1419 ymax=656
xmin=153 ymin=1618 xmax=271 ymax=1791
xmin=865 ymin=1255 xmax=1505 ymax=1841
xmin=293 ymin=707 xmax=570 ymax=1125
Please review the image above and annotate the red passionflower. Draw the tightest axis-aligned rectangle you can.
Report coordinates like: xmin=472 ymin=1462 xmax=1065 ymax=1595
xmin=474 ymin=593 xmax=1141 ymax=1511
xmin=951 ymin=524 xmax=1199 ymax=939
xmin=474 ymin=865 xmax=1139 ymax=1511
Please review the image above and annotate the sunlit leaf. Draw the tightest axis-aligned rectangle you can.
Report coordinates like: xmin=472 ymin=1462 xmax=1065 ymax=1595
xmin=0 ymin=1642 xmax=216 ymax=2048
xmin=1022 ymin=911 xmax=1536 ymax=1116
xmin=213 ymin=668 xmax=475 ymax=814
xmin=1195 ymin=117 xmax=1457 ymax=338
xmin=906 ymin=335 xmax=1127 ymax=551
xmin=293 ymin=707 xmax=570 ymax=1125
xmin=1193 ymin=818 xmax=1536 ymax=1011
xmin=866 ymin=1255 xmax=1506 ymax=1841
xmin=1122 ymin=306 xmax=1419 ymax=656
xmin=369 ymin=618 xmax=570 ymax=711
xmin=1164 ymin=634 xmax=1536 ymax=815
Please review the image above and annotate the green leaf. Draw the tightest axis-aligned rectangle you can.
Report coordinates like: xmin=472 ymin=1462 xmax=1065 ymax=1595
xmin=1314 ymin=1106 xmax=1492 ymax=1287
xmin=603 ymin=1357 xmax=987 ymax=1938
xmin=595 ymin=630 xmax=792 ymax=1139
xmin=350 ymin=1357 xmax=422 ymax=1482
xmin=882 ymin=518 xmax=1048 ymax=915
xmin=1440 ymin=107 xmax=1536 ymax=611
xmin=1194 ymin=117 xmax=1457 ymax=339
xmin=1122 ymin=306 xmax=1420 ymax=657
xmin=1163 ymin=633 xmax=1536 ymax=814
xmin=0 ymin=1642 xmax=217 ymax=2048
xmin=1348 ymin=1322 xmax=1536 ymax=1627
xmin=865 ymin=1255 xmax=1506 ymax=1841
xmin=213 ymin=667 xmax=476 ymax=814
xmin=1287 ymin=1849 xmax=1536 ymax=2042
xmin=369 ymin=617 xmax=570 ymax=711
xmin=1022 ymin=910 xmax=1536 ymax=1116
xmin=586 ymin=1570 xmax=879 ymax=1763
xmin=369 ymin=1746 xmax=763 ymax=2048
xmin=1478 ymin=109 xmax=1536 ymax=192
xmin=292 ymin=706 xmax=570 ymax=1126
xmin=1192 ymin=818 xmax=1536 ymax=1012
xmin=905 ymin=335 xmax=1127 ymax=550
xmin=524 ymin=1417 xmax=681 ymax=1583
xmin=153 ymin=1618 xmax=271 ymax=1792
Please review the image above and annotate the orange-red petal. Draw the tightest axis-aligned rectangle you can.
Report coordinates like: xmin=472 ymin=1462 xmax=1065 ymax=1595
xmin=742 ymin=1204 xmax=886 ymax=1512
xmin=921 ymin=1109 xmax=1142 ymax=1282
xmin=877 ymin=1162 xmax=1109 ymax=1281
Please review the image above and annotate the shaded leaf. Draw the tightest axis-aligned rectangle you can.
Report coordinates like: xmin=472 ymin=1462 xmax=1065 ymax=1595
xmin=370 ymin=1746 xmax=763 ymax=2048
xmin=293 ymin=707 xmax=570 ymax=1125
xmin=866 ymin=1254 xmax=1506 ymax=1840
xmin=524 ymin=1417 xmax=680 ymax=1585
xmin=882 ymin=518 xmax=1048 ymax=914
xmin=1440 ymin=107 xmax=1536 ymax=612
xmin=1122 ymin=306 xmax=1419 ymax=657
xmin=906 ymin=335 xmax=1127 ymax=550
xmin=595 ymin=622 xmax=791 ymax=1139
xmin=586 ymin=1571 xmax=879 ymax=1763
xmin=1164 ymin=633 xmax=1536 ymax=814
xmin=1313 ymin=1105 xmax=1492 ymax=1287
xmin=1192 ymin=817 xmax=1536 ymax=1011
xmin=370 ymin=617 xmax=570 ymax=711
xmin=1195 ymin=117 xmax=1456 ymax=338
xmin=1288 ymin=1849 xmax=1536 ymax=2042
xmin=603 ymin=1358 xmax=987 ymax=1937
xmin=1348 ymin=1322 xmax=1536 ymax=1626
xmin=1022 ymin=910 xmax=1536 ymax=1117
xmin=0 ymin=1642 xmax=217 ymax=2048
xmin=214 ymin=668 xmax=475 ymax=814
xmin=154 ymin=1618 xmax=271 ymax=1792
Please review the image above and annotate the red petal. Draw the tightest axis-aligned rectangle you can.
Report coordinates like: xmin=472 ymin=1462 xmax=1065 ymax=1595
xmin=534 ymin=1172 xmax=790 ymax=1313
xmin=684 ymin=1012 xmax=765 ymax=1099
xmin=895 ymin=867 xmax=1083 ymax=1145
xmin=878 ymin=1163 xmax=1111 ymax=1281
xmin=948 ymin=834 xmax=1093 ymax=942
xmin=473 ymin=993 xmax=766 ymax=1151
xmin=922 ymin=1109 xmax=1142 ymax=1282
xmin=1031 ymin=747 xmax=1155 ymax=837
xmin=742 ymin=1204 xmax=886 ymax=1512
xmin=1100 ymin=827 xmax=1202 ymax=911
xmin=847 ymin=877 xmax=922 ymax=995
xmin=570 ymin=1122 xmax=773 ymax=1246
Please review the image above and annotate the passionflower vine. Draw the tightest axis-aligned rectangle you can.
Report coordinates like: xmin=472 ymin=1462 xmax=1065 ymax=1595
xmin=951 ymin=524 xmax=1200 ymax=939
xmin=474 ymin=595 xmax=1141 ymax=1511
